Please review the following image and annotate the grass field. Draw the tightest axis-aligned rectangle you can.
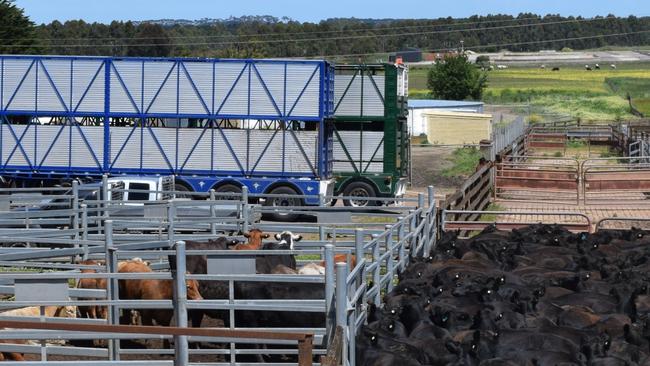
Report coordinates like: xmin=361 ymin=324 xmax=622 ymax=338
xmin=409 ymin=62 xmax=650 ymax=120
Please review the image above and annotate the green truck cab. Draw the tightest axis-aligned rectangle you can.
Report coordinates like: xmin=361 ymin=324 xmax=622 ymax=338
xmin=332 ymin=63 xmax=409 ymax=206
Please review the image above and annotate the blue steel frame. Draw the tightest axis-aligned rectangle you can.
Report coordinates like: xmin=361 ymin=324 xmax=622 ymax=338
xmin=0 ymin=55 xmax=335 ymax=203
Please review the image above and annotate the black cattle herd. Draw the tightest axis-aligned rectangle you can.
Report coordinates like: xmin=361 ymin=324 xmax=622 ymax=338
xmin=358 ymin=224 xmax=650 ymax=366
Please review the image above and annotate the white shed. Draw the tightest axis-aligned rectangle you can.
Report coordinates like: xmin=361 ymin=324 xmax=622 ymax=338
xmin=407 ymin=99 xmax=484 ymax=136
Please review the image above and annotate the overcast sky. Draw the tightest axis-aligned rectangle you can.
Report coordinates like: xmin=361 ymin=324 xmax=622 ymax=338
xmin=14 ymin=0 xmax=650 ymax=24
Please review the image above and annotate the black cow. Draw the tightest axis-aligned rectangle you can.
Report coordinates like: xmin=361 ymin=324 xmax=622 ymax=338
xmin=357 ymin=224 xmax=650 ymax=365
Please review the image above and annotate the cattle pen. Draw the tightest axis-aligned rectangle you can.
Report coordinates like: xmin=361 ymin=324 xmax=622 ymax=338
xmin=441 ymin=119 xmax=650 ymax=236
xmin=0 ymin=183 xmax=437 ymax=365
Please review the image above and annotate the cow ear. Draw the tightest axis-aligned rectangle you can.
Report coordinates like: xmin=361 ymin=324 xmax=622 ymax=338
xmin=293 ymin=234 xmax=303 ymax=241
xmin=274 ymin=233 xmax=281 ymax=240
xmin=243 ymin=232 xmax=250 ymax=238
xmin=262 ymin=234 xmax=270 ymax=239
xmin=472 ymin=330 xmax=481 ymax=342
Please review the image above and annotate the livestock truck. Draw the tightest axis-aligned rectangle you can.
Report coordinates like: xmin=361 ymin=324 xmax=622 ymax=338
xmin=0 ymin=55 xmax=335 ymax=220
xmin=332 ymin=63 xmax=409 ymax=206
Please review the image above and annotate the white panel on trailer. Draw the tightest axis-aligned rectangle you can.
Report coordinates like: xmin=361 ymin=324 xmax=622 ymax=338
xmin=285 ymin=64 xmax=320 ymax=117
xmin=71 ymin=126 xmax=103 ymax=169
xmin=334 ymin=74 xmax=385 ymax=117
xmin=179 ymin=62 xmax=212 ymax=115
xmin=39 ymin=59 xmax=71 ymax=112
xmin=36 ymin=125 xmax=67 ymax=168
xmin=249 ymin=66 xmax=281 ymax=117
xmin=249 ymin=130 xmax=283 ymax=172
xmin=215 ymin=62 xmax=248 ymax=116
xmin=215 ymin=129 xmax=247 ymax=172
xmin=110 ymin=61 xmax=142 ymax=113
xmin=110 ymin=126 xmax=141 ymax=168
xmin=142 ymin=127 xmax=174 ymax=170
xmin=3 ymin=125 xmax=33 ymax=167
xmin=288 ymin=131 xmax=318 ymax=173
xmin=177 ymin=128 xmax=211 ymax=172
xmin=73 ymin=60 xmax=105 ymax=113
xmin=333 ymin=131 xmax=384 ymax=173
xmin=143 ymin=61 xmax=177 ymax=115
xmin=4 ymin=59 xmax=36 ymax=111
xmin=253 ymin=63 xmax=285 ymax=115
xmin=361 ymin=76 xmax=385 ymax=117
xmin=334 ymin=75 xmax=361 ymax=116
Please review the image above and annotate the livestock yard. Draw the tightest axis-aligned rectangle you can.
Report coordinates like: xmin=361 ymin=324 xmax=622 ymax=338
xmin=0 ymin=29 xmax=646 ymax=366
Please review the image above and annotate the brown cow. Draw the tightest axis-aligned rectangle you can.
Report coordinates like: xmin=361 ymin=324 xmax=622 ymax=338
xmin=118 ymin=260 xmax=203 ymax=327
xmin=0 ymin=339 xmax=26 ymax=361
xmin=76 ymin=259 xmax=104 ymax=319
xmin=234 ymin=228 xmax=269 ymax=250
xmin=320 ymin=254 xmax=357 ymax=268
xmin=76 ymin=258 xmax=150 ymax=320
xmin=0 ymin=305 xmax=76 ymax=318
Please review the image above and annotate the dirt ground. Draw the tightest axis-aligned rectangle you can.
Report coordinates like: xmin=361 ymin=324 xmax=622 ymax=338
xmin=408 ymin=145 xmax=469 ymax=198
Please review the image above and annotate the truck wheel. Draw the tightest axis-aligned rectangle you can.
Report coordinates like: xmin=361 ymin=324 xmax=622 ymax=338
xmin=343 ymin=181 xmax=378 ymax=207
xmin=213 ymin=184 xmax=242 ymax=201
xmin=263 ymin=186 xmax=302 ymax=222
xmin=174 ymin=184 xmax=193 ymax=199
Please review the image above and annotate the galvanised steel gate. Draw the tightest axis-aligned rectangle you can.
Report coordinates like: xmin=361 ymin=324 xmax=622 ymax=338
xmin=0 ymin=185 xmax=437 ymax=366
xmin=495 ymin=155 xmax=581 ymax=203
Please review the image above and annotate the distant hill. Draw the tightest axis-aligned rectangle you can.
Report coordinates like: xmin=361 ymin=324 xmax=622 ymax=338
xmin=132 ymin=16 xmax=295 ymax=26
xmin=27 ymin=14 xmax=650 ymax=61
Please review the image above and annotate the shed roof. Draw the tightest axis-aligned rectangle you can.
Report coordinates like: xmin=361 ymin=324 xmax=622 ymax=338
xmin=408 ymin=99 xmax=484 ymax=110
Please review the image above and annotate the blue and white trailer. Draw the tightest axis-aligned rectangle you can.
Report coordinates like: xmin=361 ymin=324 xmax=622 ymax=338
xmin=0 ymin=55 xmax=335 ymax=217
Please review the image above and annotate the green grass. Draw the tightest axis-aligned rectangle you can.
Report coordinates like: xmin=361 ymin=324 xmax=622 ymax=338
xmin=566 ymin=139 xmax=586 ymax=149
xmin=480 ymin=203 xmax=506 ymax=222
xmin=633 ymin=97 xmax=650 ymax=115
xmin=408 ymin=62 xmax=650 ymax=119
xmin=441 ymin=147 xmax=482 ymax=178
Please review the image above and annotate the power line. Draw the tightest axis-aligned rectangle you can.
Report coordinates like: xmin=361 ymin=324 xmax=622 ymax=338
xmin=20 ymin=15 xmax=612 ymax=43
xmin=312 ymin=29 xmax=650 ymax=58
xmin=4 ymin=17 xmax=635 ymax=48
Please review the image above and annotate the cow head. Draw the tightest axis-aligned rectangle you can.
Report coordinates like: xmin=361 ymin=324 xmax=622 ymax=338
xmin=274 ymin=231 xmax=303 ymax=250
xmin=186 ymin=277 xmax=203 ymax=301
xmin=54 ymin=305 xmax=77 ymax=318
xmin=242 ymin=229 xmax=269 ymax=249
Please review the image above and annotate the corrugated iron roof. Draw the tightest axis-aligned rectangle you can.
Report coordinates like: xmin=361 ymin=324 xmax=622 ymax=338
xmin=407 ymin=99 xmax=484 ymax=109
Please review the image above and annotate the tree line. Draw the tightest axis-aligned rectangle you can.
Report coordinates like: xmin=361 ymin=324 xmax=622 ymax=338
xmin=1 ymin=0 xmax=649 ymax=60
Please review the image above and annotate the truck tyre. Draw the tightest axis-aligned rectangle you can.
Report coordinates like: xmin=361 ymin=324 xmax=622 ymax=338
xmin=174 ymin=184 xmax=193 ymax=199
xmin=263 ymin=186 xmax=302 ymax=222
xmin=213 ymin=184 xmax=242 ymax=201
xmin=343 ymin=181 xmax=378 ymax=207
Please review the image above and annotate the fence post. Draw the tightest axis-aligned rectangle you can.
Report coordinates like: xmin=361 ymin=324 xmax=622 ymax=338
xmin=71 ymin=180 xmax=80 ymax=263
xmin=101 ymin=174 xmax=109 ymax=227
xmin=354 ymin=228 xmax=364 ymax=286
xmin=385 ymin=225 xmax=395 ymax=292
xmin=324 ymin=243 xmax=335 ymax=346
xmin=241 ymin=186 xmax=249 ymax=234
xmin=397 ymin=219 xmax=406 ymax=270
xmin=209 ymin=189 xmax=217 ymax=236
xmin=429 ymin=186 xmax=438 ymax=251
xmin=105 ymin=220 xmax=120 ymax=361
xmin=173 ymin=241 xmax=189 ymax=366
xmin=81 ymin=204 xmax=88 ymax=260
xmin=371 ymin=235 xmax=380 ymax=305
xmin=408 ymin=209 xmax=418 ymax=256
xmin=72 ymin=180 xmax=79 ymax=237
xmin=167 ymin=202 xmax=176 ymax=246
xmin=335 ymin=263 xmax=349 ymax=366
